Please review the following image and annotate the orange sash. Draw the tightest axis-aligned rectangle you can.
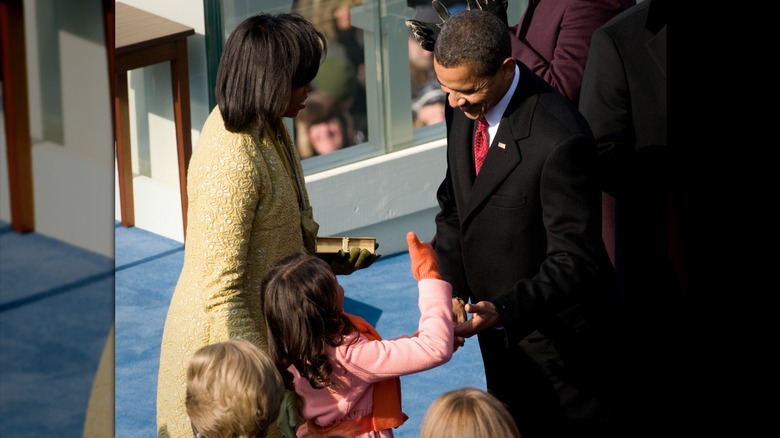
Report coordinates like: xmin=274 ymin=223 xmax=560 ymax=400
xmin=308 ymin=312 xmax=409 ymax=435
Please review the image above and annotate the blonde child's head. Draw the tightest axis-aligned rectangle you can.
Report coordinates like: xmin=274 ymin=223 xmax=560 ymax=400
xmin=420 ymin=387 xmax=521 ymax=438
xmin=185 ymin=338 xmax=284 ymax=438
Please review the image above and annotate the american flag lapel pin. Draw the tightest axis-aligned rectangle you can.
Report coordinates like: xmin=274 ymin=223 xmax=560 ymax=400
xmin=498 ymin=142 xmax=506 ymax=149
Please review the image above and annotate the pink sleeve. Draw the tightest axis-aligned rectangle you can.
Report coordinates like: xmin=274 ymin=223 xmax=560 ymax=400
xmin=334 ymin=278 xmax=454 ymax=383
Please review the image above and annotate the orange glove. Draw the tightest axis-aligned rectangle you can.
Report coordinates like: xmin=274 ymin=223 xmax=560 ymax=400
xmin=406 ymin=231 xmax=441 ymax=280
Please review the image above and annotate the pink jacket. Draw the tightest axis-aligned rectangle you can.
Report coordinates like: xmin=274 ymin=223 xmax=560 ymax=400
xmin=291 ymin=278 xmax=454 ymax=438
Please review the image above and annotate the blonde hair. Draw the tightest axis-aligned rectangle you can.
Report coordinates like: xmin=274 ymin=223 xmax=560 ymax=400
xmin=185 ymin=338 xmax=284 ymax=438
xmin=420 ymin=387 xmax=521 ymax=438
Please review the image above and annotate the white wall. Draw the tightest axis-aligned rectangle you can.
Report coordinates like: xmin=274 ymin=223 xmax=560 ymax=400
xmin=307 ymin=139 xmax=446 ymax=254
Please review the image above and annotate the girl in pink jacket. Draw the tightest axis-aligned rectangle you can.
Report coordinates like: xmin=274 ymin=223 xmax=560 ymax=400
xmin=262 ymin=232 xmax=454 ymax=437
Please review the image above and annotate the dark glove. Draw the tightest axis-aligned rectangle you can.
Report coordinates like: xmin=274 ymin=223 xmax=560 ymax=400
xmin=405 ymin=0 xmax=451 ymax=52
xmin=467 ymin=0 xmax=509 ymax=27
xmin=276 ymin=389 xmax=303 ymax=438
xmin=330 ymin=245 xmax=381 ymax=276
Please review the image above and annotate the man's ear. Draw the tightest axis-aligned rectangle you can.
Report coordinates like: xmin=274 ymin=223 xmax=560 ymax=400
xmin=500 ymin=58 xmax=516 ymax=79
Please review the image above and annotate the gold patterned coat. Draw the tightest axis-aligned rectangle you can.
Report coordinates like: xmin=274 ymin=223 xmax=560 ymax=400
xmin=157 ymin=107 xmax=310 ymax=438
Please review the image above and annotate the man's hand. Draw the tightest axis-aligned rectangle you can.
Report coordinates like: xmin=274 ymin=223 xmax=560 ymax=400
xmin=467 ymin=0 xmax=509 ymax=27
xmin=453 ymin=300 xmax=500 ymax=338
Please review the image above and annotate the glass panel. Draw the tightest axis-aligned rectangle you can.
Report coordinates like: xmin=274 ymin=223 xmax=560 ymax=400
xmin=406 ymin=1 xmax=468 ymax=132
xmin=203 ymin=0 xmax=458 ymax=175
xmin=290 ymin=0 xmax=369 ymax=160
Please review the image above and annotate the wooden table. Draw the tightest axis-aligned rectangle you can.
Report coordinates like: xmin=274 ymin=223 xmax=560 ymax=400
xmin=115 ymin=2 xmax=194 ymax=239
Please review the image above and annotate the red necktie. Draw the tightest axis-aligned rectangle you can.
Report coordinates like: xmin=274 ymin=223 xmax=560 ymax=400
xmin=474 ymin=117 xmax=489 ymax=174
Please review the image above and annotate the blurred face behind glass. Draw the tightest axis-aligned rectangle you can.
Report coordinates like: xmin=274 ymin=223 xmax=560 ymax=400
xmin=308 ymin=116 xmax=345 ymax=155
xmin=415 ymin=102 xmax=445 ymax=127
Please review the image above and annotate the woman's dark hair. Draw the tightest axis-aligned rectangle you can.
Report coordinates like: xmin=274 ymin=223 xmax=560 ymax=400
xmin=216 ymin=13 xmax=327 ymax=133
xmin=261 ymin=253 xmax=355 ymax=391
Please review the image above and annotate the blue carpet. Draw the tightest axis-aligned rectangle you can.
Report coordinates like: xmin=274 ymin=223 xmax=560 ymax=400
xmin=115 ymin=224 xmax=486 ymax=437
xmin=0 ymin=222 xmax=114 ymax=437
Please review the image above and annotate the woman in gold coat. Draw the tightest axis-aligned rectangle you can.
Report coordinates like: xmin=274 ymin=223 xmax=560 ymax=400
xmin=157 ymin=13 xmax=336 ymax=438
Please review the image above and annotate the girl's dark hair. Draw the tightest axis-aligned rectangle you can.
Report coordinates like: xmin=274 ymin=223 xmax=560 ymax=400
xmin=216 ymin=13 xmax=327 ymax=133
xmin=262 ymin=253 xmax=355 ymax=390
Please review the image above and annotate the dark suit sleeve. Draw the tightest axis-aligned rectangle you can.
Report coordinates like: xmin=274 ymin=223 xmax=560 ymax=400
xmin=434 ymin=167 xmax=470 ymax=301
xmin=491 ymin=134 xmax=612 ymax=344
xmin=579 ymin=26 xmax=634 ymax=198
xmin=435 ymin=102 xmax=470 ymax=301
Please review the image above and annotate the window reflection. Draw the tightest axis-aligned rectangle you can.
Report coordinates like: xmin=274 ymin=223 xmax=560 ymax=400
xmin=413 ymin=82 xmax=446 ymax=128
xmin=208 ymin=0 xmax=461 ymax=167
xmin=295 ymin=91 xmax=355 ymax=158
xmin=291 ymin=0 xmax=367 ymax=157
xmin=408 ymin=31 xmax=445 ymax=128
xmin=406 ymin=0 xmax=467 ymax=129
